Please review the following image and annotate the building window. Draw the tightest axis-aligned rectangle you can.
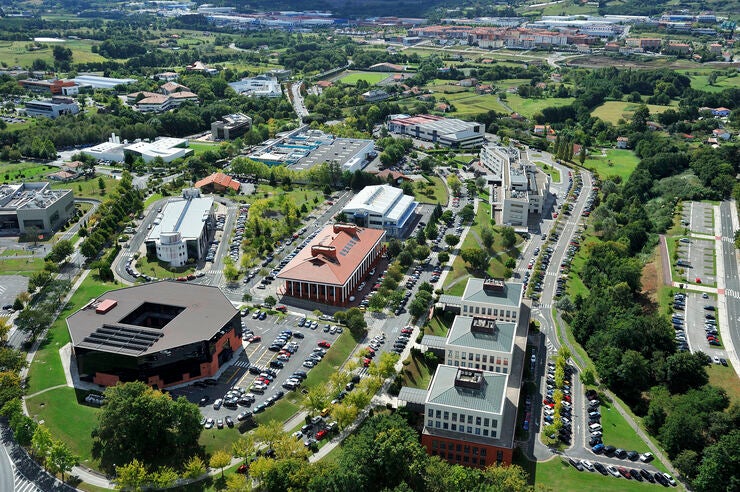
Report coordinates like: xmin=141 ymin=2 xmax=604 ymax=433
xmin=436 ymin=410 xmax=441 ymax=419
xmin=463 ymin=445 xmax=470 ymax=454
xmin=475 ymin=428 xmax=481 ymax=435
xmin=473 ymin=447 xmax=479 ymax=456
xmin=487 ymin=307 xmax=492 ymax=315
xmin=468 ymin=415 xmax=473 ymax=424
xmin=468 ymin=353 xmax=473 ymax=361
xmin=463 ymin=456 xmax=469 ymax=463
xmin=463 ymin=305 xmax=468 ymax=313
xmin=475 ymin=353 xmax=480 ymax=362
xmin=482 ymin=355 xmax=487 ymax=363
xmin=447 ymin=360 xmax=453 ymax=365
xmin=493 ymin=309 xmax=498 ymax=316
xmin=432 ymin=440 xmax=438 ymax=449
xmin=451 ymin=424 xmax=457 ymax=431
xmin=454 ymin=361 xmax=459 ymax=367
xmin=452 ymin=413 xmax=457 ymax=422
xmin=475 ymin=364 xmax=480 ymax=369
xmin=459 ymin=414 xmax=464 ymax=422
xmin=428 ymin=420 xmax=433 ymax=427
xmin=475 ymin=306 xmax=480 ymax=314
xmin=443 ymin=422 xmax=448 ymax=430
xmin=476 ymin=417 xmax=481 ymax=426
xmin=467 ymin=426 xmax=472 ymax=433
xmin=492 ymin=431 xmax=497 ymax=438
xmin=483 ymin=429 xmax=489 ymax=436
xmin=462 ymin=352 xmax=466 ymax=360
xmin=492 ymin=419 xmax=498 ymax=428
xmin=435 ymin=421 xmax=441 ymax=428
xmin=456 ymin=444 xmax=462 ymax=452
xmin=443 ymin=411 xmax=449 ymax=420
xmin=440 ymin=442 xmax=446 ymax=450
xmin=471 ymin=457 xmax=477 ymax=465
xmin=428 ymin=409 xmax=433 ymax=417
xmin=484 ymin=418 xmax=490 ymax=427
xmin=448 ymin=350 xmax=453 ymax=357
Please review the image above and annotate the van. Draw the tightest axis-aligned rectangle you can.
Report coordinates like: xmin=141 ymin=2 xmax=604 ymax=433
xmin=589 ymin=423 xmax=602 ymax=432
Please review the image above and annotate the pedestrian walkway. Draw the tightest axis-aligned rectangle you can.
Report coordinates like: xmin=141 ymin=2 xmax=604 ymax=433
xmin=14 ymin=469 xmax=41 ymax=492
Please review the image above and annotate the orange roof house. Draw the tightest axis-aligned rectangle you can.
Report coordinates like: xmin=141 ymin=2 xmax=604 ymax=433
xmin=277 ymin=224 xmax=386 ymax=306
xmin=194 ymin=172 xmax=241 ymax=193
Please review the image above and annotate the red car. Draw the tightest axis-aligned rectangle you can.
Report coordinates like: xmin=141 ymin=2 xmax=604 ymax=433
xmin=318 ymin=341 xmax=331 ymax=348
xmin=695 ymin=278 xmax=702 ymax=284
xmin=276 ymin=305 xmax=288 ymax=313
xmin=316 ymin=429 xmax=328 ymax=440
xmin=237 ymin=464 xmax=249 ymax=474
xmin=326 ymin=200 xmax=334 ymax=205
xmin=401 ymin=328 xmax=413 ymax=334
xmin=363 ymin=357 xmax=371 ymax=367
xmin=176 ymin=276 xmax=187 ymax=281
xmin=248 ymin=336 xmax=262 ymax=343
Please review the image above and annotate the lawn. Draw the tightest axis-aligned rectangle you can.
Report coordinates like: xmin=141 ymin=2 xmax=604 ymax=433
xmin=0 ymin=39 xmax=108 ymax=67
xmin=591 ymin=101 xmax=675 ymax=125
xmin=53 ymin=175 xmax=120 ymax=200
xmin=583 ymin=149 xmax=640 ymax=181
xmin=401 ymin=352 xmax=434 ymax=389
xmin=598 ymin=393 xmax=652 ymax=453
xmin=707 ymin=363 xmax=740 ymax=406
xmin=503 ymin=94 xmax=576 ymax=118
xmin=689 ymin=73 xmax=740 ymax=93
xmin=338 ymin=71 xmax=393 ymax=85
xmin=443 ymin=92 xmax=509 ymax=117
xmin=189 ymin=141 xmax=222 ymax=156
xmin=0 ymin=162 xmax=57 ymax=183
xmin=0 ymin=256 xmax=46 ymax=276
xmin=26 ymin=276 xmax=118 ymax=394
xmin=413 ymin=175 xmax=448 ymax=205
xmin=532 ymin=457 xmax=662 ymax=491
xmin=26 ymin=387 xmax=100 ymax=467
xmin=235 ymin=184 xmax=323 ymax=213
xmin=143 ymin=192 xmax=164 ymax=208
xmin=425 ymin=312 xmax=454 ymax=336
xmin=534 ymin=161 xmax=561 ymax=183
xmin=135 ymin=255 xmax=196 ymax=279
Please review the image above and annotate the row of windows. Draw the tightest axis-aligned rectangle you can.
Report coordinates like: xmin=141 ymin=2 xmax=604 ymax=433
xmin=462 ymin=305 xmax=517 ymax=319
xmin=449 ymin=351 xmax=509 ymax=365
xmin=428 ymin=419 xmax=498 ymax=437
xmin=431 ymin=452 xmax=486 ymax=466
xmin=448 ymin=360 xmax=509 ymax=373
xmin=429 ymin=408 xmax=498 ymax=427
xmin=431 ymin=440 xmax=488 ymax=455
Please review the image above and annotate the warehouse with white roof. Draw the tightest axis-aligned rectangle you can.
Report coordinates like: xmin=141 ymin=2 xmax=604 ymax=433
xmin=342 ymin=184 xmax=418 ymax=238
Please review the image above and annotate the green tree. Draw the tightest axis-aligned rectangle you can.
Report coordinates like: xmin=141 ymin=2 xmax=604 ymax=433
xmin=92 ymin=381 xmax=202 ymax=473
xmin=673 ymin=449 xmax=700 ymax=480
xmin=480 ymin=227 xmax=494 ymax=250
xmin=98 ymin=177 xmax=107 ymax=195
xmin=693 ymin=430 xmax=740 ymax=492
xmin=14 ymin=308 xmax=51 ymax=339
xmin=437 ymin=251 xmax=450 ymax=263
xmin=226 ymin=473 xmax=252 ymax=492
xmin=303 ymin=385 xmax=330 ymax=417
xmin=210 ymin=449 xmax=232 ymax=479
xmin=183 ymin=455 xmax=206 ymax=479
xmin=460 ymin=248 xmax=489 ymax=272
xmin=264 ymin=295 xmax=277 ymax=308
xmin=369 ymin=352 xmax=399 ymax=379
xmin=444 ymin=234 xmax=460 ymax=247
xmin=47 ymin=440 xmax=79 ymax=483
xmin=500 ymin=226 xmax=517 ymax=248
xmin=31 ymin=425 xmax=53 ymax=468
xmin=446 ymin=174 xmax=462 ymax=196
xmin=368 ymin=293 xmax=387 ymax=311
xmin=223 ymin=257 xmax=239 ymax=283
xmin=665 ymin=351 xmax=708 ymax=393
xmin=47 ymin=239 xmax=73 ymax=264
xmin=115 ymin=459 xmax=148 ymax=492
xmin=332 ymin=402 xmax=359 ymax=430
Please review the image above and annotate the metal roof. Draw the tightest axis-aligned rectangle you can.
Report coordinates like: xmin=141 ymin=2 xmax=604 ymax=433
xmin=447 ymin=316 xmax=516 ymax=353
xmin=426 ymin=365 xmax=507 ymax=414
xmin=460 ymin=278 xmax=523 ymax=307
xmin=398 ymin=387 xmax=429 ymax=405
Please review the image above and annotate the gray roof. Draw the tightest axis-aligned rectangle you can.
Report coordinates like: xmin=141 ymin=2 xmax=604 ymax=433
xmin=398 ymin=387 xmax=429 ymax=405
xmin=421 ymin=335 xmax=447 ymax=350
xmin=461 ymin=278 xmax=523 ymax=308
xmin=447 ymin=316 xmax=516 ymax=353
xmin=148 ymin=196 xmax=213 ymax=242
xmin=426 ymin=365 xmax=507 ymax=414
xmin=67 ymin=282 xmax=237 ymax=356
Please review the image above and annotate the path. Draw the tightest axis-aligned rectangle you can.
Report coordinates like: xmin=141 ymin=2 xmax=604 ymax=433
xmin=658 ymin=235 xmax=673 ymax=286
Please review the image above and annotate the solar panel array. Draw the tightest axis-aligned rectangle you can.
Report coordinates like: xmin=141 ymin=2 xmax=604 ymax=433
xmin=339 ymin=238 xmax=357 ymax=257
xmin=79 ymin=324 xmax=164 ymax=355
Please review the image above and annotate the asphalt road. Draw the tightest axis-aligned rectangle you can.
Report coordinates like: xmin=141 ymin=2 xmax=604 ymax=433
xmin=718 ymin=201 xmax=740 ymax=372
xmin=0 ymin=442 xmax=14 ymax=492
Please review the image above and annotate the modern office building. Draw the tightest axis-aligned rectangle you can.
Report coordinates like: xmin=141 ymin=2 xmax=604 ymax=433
xmin=83 ymin=134 xmax=193 ymax=163
xmin=479 ymin=143 xmax=518 ymax=184
xmin=228 ymin=75 xmax=282 ymax=97
xmin=24 ymin=96 xmax=79 ymax=118
xmin=247 ymin=128 xmax=374 ymax=172
xmin=387 ymin=114 xmax=485 ymax=148
xmin=211 ymin=113 xmax=252 ymax=140
xmin=342 ymin=184 xmax=418 ymax=238
xmin=19 ymin=78 xmax=79 ymax=96
xmin=277 ymin=223 xmax=386 ymax=306
xmin=0 ymin=182 xmax=74 ymax=235
xmin=438 ymin=278 xmax=524 ymax=324
xmin=66 ymin=282 xmax=242 ymax=389
xmin=497 ymin=153 xmax=550 ymax=228
xmin=144 ymin=189 xmax=214 ymax=267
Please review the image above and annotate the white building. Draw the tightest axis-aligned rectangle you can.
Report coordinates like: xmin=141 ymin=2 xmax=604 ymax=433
xmin=498 ymin=154 xmax=549 ymax=228
xmin=72 ymin=74 xmax=137 ymax=90
xmin=228 ymin=75 xmax=282 ymax=97
xmin=479 ymin=143 xmax=518 ymax=184
xmin=438 ymin=278 xmax=524 ymax=324
xmin=387 ymin=114 xmax=485 ymax=148
xmin=342 ymin=184 xmax=418 ymax=238
xmin=144 ymin=189 xmax=214 ymax=267
xmin=0 ymin=182 xmax=74 ymax=234
xmin=24 ymin=96 xmax=79 ymax=118
xmin=83 ymin=134 xmax=193 ymax=163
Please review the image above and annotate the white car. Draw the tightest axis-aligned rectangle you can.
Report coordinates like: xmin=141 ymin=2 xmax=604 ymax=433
xmin=607 ymin=465 xmax=620 ymax=477
xmin=580 ymin=460 xmax=594 ymax=472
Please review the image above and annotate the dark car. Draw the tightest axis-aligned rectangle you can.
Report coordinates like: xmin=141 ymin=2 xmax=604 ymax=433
xmin=603 ymin=445 xmax=616 ymax=455
xmin=615 ymin=448 xmax=627 ymax=459
xmin=627 ymin=450 xmax=639 ymax=461
xmin=640 ymin=469 xmax=655 ymax=482
xmin=629 ymin=469 xmax=643 ymax=481
xmin=225 ymin=416 xmax=234 ymax=428
xmin=594 ymin=462 xmax=607 ymax=475
xmin=293 ymin=331 xmax=305 ymax=339
xmin=269 ymin=360 xmax=284 ymax=369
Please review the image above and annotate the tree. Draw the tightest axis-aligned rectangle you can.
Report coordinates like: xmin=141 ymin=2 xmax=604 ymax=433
xmin=693 ymin=430 xmax=740 ymax=492
xmin=14 ymin=308 xmax=51 ymax=339
xmin=253 ymin=419 xmax=284 ymax=450
xmin=673 ymin=449 xmax=700 ymax=480
xmin=368 ymin=293 xmax=387 ymax=311
xmin=397 ymin=251 xmax=414 ymax=268
xmin=223 ymin=258 xmax=239 ymax=283
xmin=28 ymin=271 xmax=52 ymax=291
xmin=665 ymin=351 xmax=708 ymax=393
xmin=303 ymin=386 xmax=330 ymax=416
xmin=210 ymin=449 xmax=232 ymax=479
xmin=0 ymin=319 xmax=11 ymax=344
xmin=460 ymin=248 xmax=489 ymax=272
xmin=264 ymin=295 xmax=277 ymax=308
xmin=32 ymin=425 xmax=53 ymax=468
xmin=98 ymin=177 xmax=107 ymax=195
xmin=500 ymin=226 xmax=517 ymax=248
xmin=226 ymin=473 xmax=252 ymax=492
xmin=232 ymin=434 xmax=254 ymax=461
xmin=480 ymin=227 xmax=494 ymax=250
xmin=92 ymin=381 xmax=202 ymax=473
xmin=447 ymin=174 xmax=462 ymax=196
xmin=444 ymin=234 xmax=460 ymax=247
xmin=48 ymin=239 xmax=73 ymax=264
xmin=369 ymin=352 xmax=399 ymax=379
xmin=459 ymin=204 xmax=475 ymax=223
xmin=332 ymin=402 xmax=358 ymax=430
xmin=115 ymin=459 xmax=148 ymax=492
xmin=183 ymin=455 xmax=206 ymax=479
xmin=631 ymin=104 xmax=650 ymax=132
xmin=415 ymin=228 xmax=426 ymax=245
xmin=437 ymin=251 xmax=450 ymax=264
xmin=48 ymin=440 xmax=79 ymax=482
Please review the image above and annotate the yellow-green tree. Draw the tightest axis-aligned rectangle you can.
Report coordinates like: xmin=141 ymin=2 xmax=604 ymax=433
xmin=209 ymin=450 xmax=232 ymax=479
xmin=182 ymin=455 xmax=206 ymax=479
xmin=115 ymin=459 xmax=148 ymax=491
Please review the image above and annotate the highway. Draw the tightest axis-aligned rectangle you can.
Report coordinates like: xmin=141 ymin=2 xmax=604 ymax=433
xmin=718 ymin=201 xmax=740 ymax=377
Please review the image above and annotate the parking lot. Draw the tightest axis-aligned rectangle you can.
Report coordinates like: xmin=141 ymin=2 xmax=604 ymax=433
xmin=0 ymin=275 xmax=28 ymax=311
xmin=680 ymin=291 xmax=727 ymax=359
xmin=675 ymin=237 xmax=716 ymax=287
xmin=168 ymin=311 xmax=346 ymax=428
xmin=684 ymin=201 xmax=714 ymax=236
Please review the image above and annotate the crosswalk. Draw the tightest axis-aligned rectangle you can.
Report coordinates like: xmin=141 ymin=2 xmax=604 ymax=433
xmin=233 ymin=359 xmax=250 ymax=368
xmin=545 ymin=339 xmax=557 ymax=354
xmin=356 ymin=367 xmax=369 ymax=377
xmin=0 ymin=285 xmax=6 ymax=297
xmin=14 ymin=469 xmax=40 ymax=492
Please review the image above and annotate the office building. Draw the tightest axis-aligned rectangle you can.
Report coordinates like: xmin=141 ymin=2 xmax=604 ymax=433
xmin=277 ymin=224 xmax=386 ymax=306
xmin=498 ymin=153 xmax=550 ymax=228
xmin=0 ymin=182 xmax=74 ymax=235
xmin=438 ymin=278 xmax=523 ymax=324
xmin=66 ymin=282 xmax=242 ymax=389
xmin=19 ymin=79 xmax=79 ymax=96
xmin=211 ymin=113 xmax=252 ymax=140
xmin=342 ymin=184 xmax=418 ymax=238
xmin=24 ymin=96 xmax=79 ymax=118
xmin=83 ymin=134 xmax=193 ymax=163
xmin=228 ymin=75 xmax=282 ymax=97
xmin=387 ymin=114 xmax=485 ymax=148
xmin=144 ymin=189 xmax=214 ymax=267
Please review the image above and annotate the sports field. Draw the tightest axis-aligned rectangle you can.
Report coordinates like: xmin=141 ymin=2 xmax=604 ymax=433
xmin=338 ymin=71 xmax=393 ymax=85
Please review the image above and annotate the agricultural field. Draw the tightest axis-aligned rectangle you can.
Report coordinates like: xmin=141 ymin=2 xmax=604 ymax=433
xmin=689 ymin=72 xmax=740 ymax=93
xmin=0 ymin=162 xmax=58 ymax=184
xmin=0 ymin=39 xmax=108 ymax=66
xmin=591 ymin=101 xmax=676 ymax=125
xmin=443 ymin=92 xmax=509 ymax=117
xmin=503 ymin=94 xmax=577 ymax=118
xmin=583 ymin=149 xmax=640 ymax=181
xmin=337 ymin=71 xmax=394 ymax=85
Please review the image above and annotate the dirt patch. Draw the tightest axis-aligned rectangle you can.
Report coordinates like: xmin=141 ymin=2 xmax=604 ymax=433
xmin=641 ymin=259 xmax=659 ymax=303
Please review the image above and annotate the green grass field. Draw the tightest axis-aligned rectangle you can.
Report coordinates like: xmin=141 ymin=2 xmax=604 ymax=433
xmin=535 ymin=161 xmax=561 ymax=183
xmin=401 ymin=352 xmax=434 ymax=389
xmin=689 ymin=73 xmax=740 ymax=93
xmin=444 ymin=92 xmax=509 ymax=117
xmin=591 ymin=101 xmax=675 ymax=125
xmin=504 ymin=94 xmax=576 ymax=118
xmin=707 ymin=363 xmax=740 ymax=406
xmin=338 ymin=71 xmax=393 ymax=85
xmin=413 ymin=175 xmax=449 ymax=205
xmin=235 ymin=184 xmax=323 ymax=212
xmin=135 ymin=256 xmax=196 ymax=279
xmin=52 ymin=175 xmax=120 ymax=200
xmin=0 ymin=39 xmax=108 ymax=67
xmin=0 ymin=162 xmax=57 ymax=183
xmin=584 ymin=149 xmax=640 ymax=181
xmin=531 ymin=457 xmax=662 ymax=491
xmin=0 ymin=256 xmax=46 ymax=276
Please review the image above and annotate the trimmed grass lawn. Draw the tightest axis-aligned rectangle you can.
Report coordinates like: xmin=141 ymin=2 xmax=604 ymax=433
xmin=707 ymin=363 xmax=740 ymax=406
xmin=235 ymin=184 xmax=323 ymax=213
xmin=690 ymin=73 xmax=740 ymax=93
xmin=52 ymin=175 xmax=120 ymax=200
xmin=591 ymin=101 xmax=675 ymax=125
xmin=144 ymin=192 xmax=164 ymax=208
xmin=26 ymin=276 xmax=118 ymax=394
xmin=584 ymin=149 xmax=640 ymax=181
xmin=532 ymin=457 xmax=661 ymax=491
xmin=0 ymin=40 xmax=107 ymax=67
xmin=413 ymin=175 xmax=448 ymax=205
xmin=338 ymin=71 xmax=393 ymax=85
xmin=189 ymin=141 xmax=222 ymax=156
xmin=26 ymin=387 xmax=99 ymax=467
xmin=401 ymin=352 xmax=434 ymax=389
xmin=535 ymin=161 xmax=561 ymax=183
xmin=0 ymin=256 xmax=46 ymax=276
xmin=598 ymin=394 xmax=652 ymax=453
xmin=443 ymin=92 xmax=509 ymax=117
xmin=425 ymin=313 xmax=454 ymax=336
xmin=135 ymin=255 xmax=196 ymax=279
xmin=0 ymin=162 xmax=57 ymax=183
xmin=504 ymin=94 xmax=576 ymax=118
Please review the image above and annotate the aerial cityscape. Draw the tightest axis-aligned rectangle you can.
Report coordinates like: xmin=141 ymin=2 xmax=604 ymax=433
xmin=0 ymin=0 xmax=737 ymax=490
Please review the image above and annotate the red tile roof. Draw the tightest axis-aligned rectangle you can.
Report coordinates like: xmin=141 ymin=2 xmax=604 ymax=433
xmin=278 ymin=224 xmax=385 ymax=286
xmin=194 ymin=172 xmax=240 ymax=191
